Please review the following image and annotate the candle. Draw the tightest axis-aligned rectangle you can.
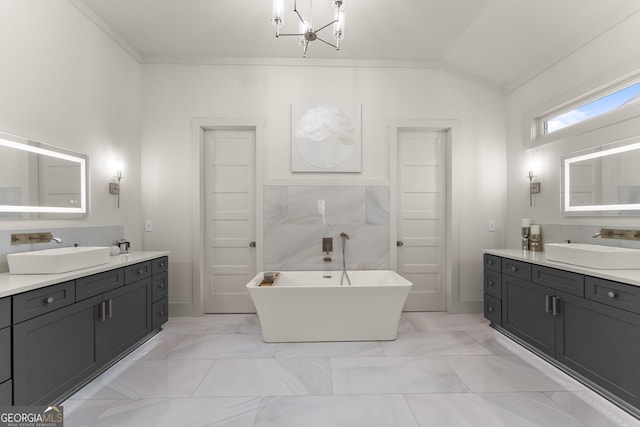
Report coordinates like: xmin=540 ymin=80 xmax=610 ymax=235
xmin=530 ymin=224 xmax=540 ymax=235
xmin=521 ymin=218 xmax=531 ymax=227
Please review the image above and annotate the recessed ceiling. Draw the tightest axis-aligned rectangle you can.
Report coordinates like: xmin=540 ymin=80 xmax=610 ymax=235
xmin=75 ymin=0 xmax=640 ymax=91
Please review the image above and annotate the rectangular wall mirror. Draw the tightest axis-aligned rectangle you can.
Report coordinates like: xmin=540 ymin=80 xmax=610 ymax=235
xmin=562 ymin=137 xmax=640 ymax=215
xmin=0 ymin=131 xmax=89 ymax=219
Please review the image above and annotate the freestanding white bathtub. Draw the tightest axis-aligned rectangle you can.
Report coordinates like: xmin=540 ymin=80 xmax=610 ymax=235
xmin=246 ymin=270 xmax=412 ymax=342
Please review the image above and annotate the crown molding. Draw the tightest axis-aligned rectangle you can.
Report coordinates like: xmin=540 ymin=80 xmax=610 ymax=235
xmin=68 ymin=0 xmax=142 ymax=63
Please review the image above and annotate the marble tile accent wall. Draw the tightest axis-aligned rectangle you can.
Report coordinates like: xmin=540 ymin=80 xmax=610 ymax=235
xmin=0 ymin=225 xmax=124 ymax=273
xmin=264 ymin=186 xmax=389 ymax=271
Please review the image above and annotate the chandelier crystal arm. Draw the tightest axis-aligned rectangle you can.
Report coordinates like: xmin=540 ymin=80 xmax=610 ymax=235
xmin=315 ymin=36 xmax=338 ymax=49
xmin=293 ymin=0 xmax=305 ymax=26
xmin=314 ymin=19 xmax=337 ymax=33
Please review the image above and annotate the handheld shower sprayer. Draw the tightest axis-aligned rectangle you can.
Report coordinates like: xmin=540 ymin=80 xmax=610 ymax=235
xmin=340 ymin=232 xmax=351 ymax=286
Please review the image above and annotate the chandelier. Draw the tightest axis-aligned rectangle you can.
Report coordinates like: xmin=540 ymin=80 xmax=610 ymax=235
xmin=271 ymin=0 xmax=346 ymax=57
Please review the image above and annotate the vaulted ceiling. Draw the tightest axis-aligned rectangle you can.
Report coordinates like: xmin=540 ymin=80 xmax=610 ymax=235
xmin=75 ymin=0 xmax=640 ymax=91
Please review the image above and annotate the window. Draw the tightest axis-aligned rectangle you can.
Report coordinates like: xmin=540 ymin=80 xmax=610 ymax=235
xmin=535 ymin=80 xmax=640 ymax=139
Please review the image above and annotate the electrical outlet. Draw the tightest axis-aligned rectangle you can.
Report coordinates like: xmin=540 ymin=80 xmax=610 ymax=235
xmin=145 ymin=220 xmax=153 ymax=232
xmin=488 ymin=220 xmax=496 ymax=232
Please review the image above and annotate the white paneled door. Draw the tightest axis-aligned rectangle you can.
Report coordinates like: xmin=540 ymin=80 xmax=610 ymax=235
xmin=396 ymin=129 xmax=447 ymax=311
xmin=204 ymin=129 xmax=256 ymax=313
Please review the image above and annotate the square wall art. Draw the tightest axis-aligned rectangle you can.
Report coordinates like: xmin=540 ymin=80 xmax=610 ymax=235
xmin=291 ymin=102 xmax=362 ymax=172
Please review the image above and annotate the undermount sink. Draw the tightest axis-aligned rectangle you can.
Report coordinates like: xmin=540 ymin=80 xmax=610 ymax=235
xmin=545 ymin=243 xmax=640 ymax=270
xmin=7 ymin=246 xmax=111 ymax=274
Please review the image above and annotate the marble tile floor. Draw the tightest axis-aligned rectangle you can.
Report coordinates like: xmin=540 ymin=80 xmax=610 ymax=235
xmin=62 ymin=312 xmax=640 ymax=427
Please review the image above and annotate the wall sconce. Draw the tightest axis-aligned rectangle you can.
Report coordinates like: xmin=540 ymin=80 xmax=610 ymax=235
xmin=527 ymin=170 xmax=540 ymax=207
xmin=109 ymin=166 xmax=124 ymax=208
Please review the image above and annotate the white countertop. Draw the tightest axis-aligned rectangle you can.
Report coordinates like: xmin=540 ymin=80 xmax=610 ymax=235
xmin=484 ymin=249 xmax=640 ymax=287
xmin=0 ymin=251 xmax=170 ymax=298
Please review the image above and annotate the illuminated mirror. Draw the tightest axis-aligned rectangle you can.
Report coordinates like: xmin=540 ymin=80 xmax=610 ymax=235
xmin=562 ymin=138 xmax=640 ymax=214
xmin=0 ymin=131 xmax=89 ymax=218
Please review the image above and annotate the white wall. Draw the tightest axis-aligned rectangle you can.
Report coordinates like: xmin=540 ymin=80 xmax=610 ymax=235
xmin=0 ymin=0 xmax=142 ymax=247
xmin=141 ymin=63 xmax=507 ymax=315
xmin=505 ymin=11 xmax=640 ymax=247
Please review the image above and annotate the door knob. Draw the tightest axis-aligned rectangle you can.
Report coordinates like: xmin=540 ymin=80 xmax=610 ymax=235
xmin=397 ymin=241 xmax=404 ymax=247
xmin=249 ymin=241 xmax=256 ymax=248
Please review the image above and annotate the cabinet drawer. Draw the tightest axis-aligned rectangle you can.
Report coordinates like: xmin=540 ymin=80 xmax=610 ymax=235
xmin=585 ymin=277 xmax=640 ymax=314
xmin=76 ymin=268 xmax=124 ymax=301
xmin=484 ymin=254 xmax=501 ymax=272
xmin=502 ymin=258 xmax=531 ymax=281
xmin=484 ymin=270 xmax=502 ymax=299
xmin=0 ymin=379 xmax=11 ymax=406
xmin=12 ymin=281 xmax=75 ymax=323
xmin=0 ymin=327 xmax=10 ymax=383
xmin=152 ymin=297 xmax=169 ymax=330
xmin=152 ymin=257 xmax=168 ymax=275
xmin=484 ymin=295 xmax=501 ymax=326
xmin=532 ymin=265 xmax=584 ymax=297
xmin=125 ymin=261 xmax=152 ymax=284
xmin=152 ymin=271 xmax=169 ymax=302
xmin=0 ymin=297 xmax=9 ymax=329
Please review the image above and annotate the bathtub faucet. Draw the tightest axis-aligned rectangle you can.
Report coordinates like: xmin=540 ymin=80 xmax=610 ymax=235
xmin=340 ymin=232 xmax=351 ymax=286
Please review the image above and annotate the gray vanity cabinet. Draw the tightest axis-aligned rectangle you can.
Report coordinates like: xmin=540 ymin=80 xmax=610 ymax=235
xmin=74 ymin=264 xmax=152 ymax=365
xmin=501 ymin=262 xmax=585 ymax=358
xmin=555 ymin=291 xmax=640 ymax=406
xmin=99 ymin=277 xmax=152 ymax=363
xmin=0 ymin=297 xmax=11 ymax=405
xmin=485 ymin=254 xmax=640 ymax=413
xmin=13 ymin=295 xmax=102 ymax=405
xmin=483 ymin=254 xmax=502 ymax=325
xmin=9 ymin=255 xmax=168 ymax=406
xmin=502 ymin=274 xmax=556 ymax=357
xmin=151 ymin=257 xmax=169 ymax=330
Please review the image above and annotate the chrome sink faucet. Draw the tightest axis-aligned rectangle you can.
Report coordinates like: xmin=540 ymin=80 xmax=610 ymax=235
xmin=52 ymin=236 xmax=62 ymax=244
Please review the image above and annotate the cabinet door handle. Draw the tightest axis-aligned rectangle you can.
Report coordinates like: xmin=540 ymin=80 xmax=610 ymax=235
xmin=545 ymin=294 xmax=552 ymax=313
xmin=138 ymin=268 xmax=145 ymax=275
xmin=488 ymin=307 xmax=494 ymax=313
xmin=45 ymin=296 xmax=55 ymax=304
xmin=552 ymin=296 xmax=560 ymax=316
xmin=107 ymin=299 xmax=113 ymax=319
xmin=100 ymin=301 xmax=107 ymax=322
xmin=488 ymin=280 xmax=494 ymax=287
xmin=159 ymin=310 xmax=165 ymax=317
xmin=511 ymin=266 xmax=517 ymax=272
xmin=607 ymin=291 xmax=616 ymax=298
xmin=487 ymin=260 xmax=494 ymax=265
